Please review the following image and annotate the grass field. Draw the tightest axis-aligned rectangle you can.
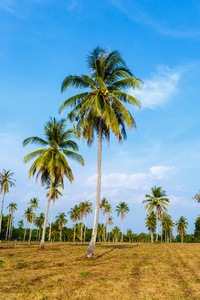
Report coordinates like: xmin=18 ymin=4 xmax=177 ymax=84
xmin=0 ymin=242 xmax=200 ymax=299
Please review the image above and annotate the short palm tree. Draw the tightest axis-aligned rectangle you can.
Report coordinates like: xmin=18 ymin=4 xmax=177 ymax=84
xmin=6 ymin=202 xmax=17 ymax=240
xmin=145 ymin=211 xmax=156 ymax=243
xmin=112 ymin=226 xmax=120 ymax=242
xmin=68 ymin=205 xmax=80 ymax=242
xmin=107 ymin=216 xmax=114 ymax=241
xmin=127 ymin=229 xmax=133 ymax=243
xmin=79 ymin=201 xmax=86 ymax=243
xmin=56 ymin=212 xmax=68 ymax=242
xmin=34 ymin=213 xmax=45 ymax=241
xmin=104 ymin=203 xmax=112 ymax=241
xmin=23 ymin=118 xmax=84 ymax=248
xmin=28 ymin=197 xmax=40 ymax=241
xmin=60 ymin=46 xmax=141 ymax=257
xmin=82 ymin=200 xmax=93 ymax=243
xmin=176 ymin=216 xmax=188 ymax=243
xmin=23 ymin=207 xmax=33 ymax=241
xmin=0 ymin=169 xmax=16 ymax=234
xmin=46 ymin=180 xmax=63 ymax=241
xmin=142 ymin=186 xmax=170 ymax=242
xmin=100 ymin=197 xmax=108 ymax=242
xmin=115 ymin=202 xmax=130 ymax=242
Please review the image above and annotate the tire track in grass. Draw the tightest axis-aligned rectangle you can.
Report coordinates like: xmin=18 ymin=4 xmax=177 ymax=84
xmin=167 ymin=245 xmax=197 ymax=299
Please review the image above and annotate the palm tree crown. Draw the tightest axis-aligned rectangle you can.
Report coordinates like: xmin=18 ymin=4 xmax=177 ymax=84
xmin=0 ymin=169 xmax=16 ymax=234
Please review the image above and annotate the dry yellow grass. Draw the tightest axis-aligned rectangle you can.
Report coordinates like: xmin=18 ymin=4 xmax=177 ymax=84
xmin=0 ymin=242 xmax=200 ymax=299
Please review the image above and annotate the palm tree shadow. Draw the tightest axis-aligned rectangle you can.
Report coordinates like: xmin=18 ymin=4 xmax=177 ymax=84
xmin=95 ymin=248 xmax=114 ymax=259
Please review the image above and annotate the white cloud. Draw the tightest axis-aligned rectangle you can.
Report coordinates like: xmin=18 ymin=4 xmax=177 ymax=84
xmin=129 ymin=65 xmax=181 ymax=109
xmin=86 ymin=165 xmax=175 ymax=191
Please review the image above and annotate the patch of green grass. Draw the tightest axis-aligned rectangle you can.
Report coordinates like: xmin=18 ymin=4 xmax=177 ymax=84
xmin=80 ymin=271 xmax=91 ymax=277
xmin=0 ymin=259 xmax=4 ymax=267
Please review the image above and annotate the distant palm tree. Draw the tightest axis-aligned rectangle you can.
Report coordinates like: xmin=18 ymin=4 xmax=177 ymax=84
xmin=116 ymin=202 xmax=130 ymax=242
xmin=112 ymin=226 xmax=120 ymax=242
xmin=142 ymin=186 xmax=170 ymax=242
xmin=100 ymin=197 xmax=108 ymax=242
xmin=28 ymin=198 xmax=40 ymax=241
xmin=6 ymin=202 xmax=17 ymax=240
xmin=46 ymin=181 xmax=63 ymax=241
xmin=68 ymin=205 xmax=80 ymax=242
xmin=34 ymin=213 xmax=45 ymax=241
xmin=127 ymin=229 xmax=133 ymax=243
xmin=60 ymin=46 xmax=141 ymax=258
xmin=176 ymin=216 xmax=188 ymax=243
xmin=23 ymin=207 xmax=33 ymax=241
xmin=107 ymin=216 xmax=114 ymax=242
xmin=82 ymin=200 xmax=93 ymax=243
xmin=79 ymin=202 xmax=86 ymax=243
xmin=0 ymin=169 xmax=16 ymax=234
xmin=56 ymin=213 xmax=68 ymax=242
xmin=104 ymin=203 xmax=112 ymax=241
xmin=145 ymin=211 xmax=156 ymax=243
xmin=23 ymin=118 xmax=84 ymax=248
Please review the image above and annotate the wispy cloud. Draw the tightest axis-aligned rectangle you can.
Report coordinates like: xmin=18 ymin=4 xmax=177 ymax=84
xmin=109 ymin=0 xmax=200 ymax=38
xmin=0 ymin=0 xmax=15 ymax=13
xmin=86 ymin=165 xmax=175 ymax=191
xmin=129 ymin=65 xmax=181 ymax=109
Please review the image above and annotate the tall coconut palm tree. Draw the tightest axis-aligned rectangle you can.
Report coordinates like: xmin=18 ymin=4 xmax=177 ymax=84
xmin=0 ymin=169 xmax=16 ymax=234
xmin=145 ymin=211 xmax=156 ymax=243
xmin=60 ymin=46 xmax=141 ymax=257
xmin=46 ymin=180 xmax=63 ymax=241
xmin=23 ymin=118 xmax=84 ymax=248
xmin=82 ymin=200 xmax=93 ymax=243
xmin=142 ymin=186 xmax=170 ymax=242
xmin=6 ymin=202 xmax=17 ymax=240
xmin=68 ymin=205 xmax=80 ymax=242
xmin=28 ymin=197 xmax=40 ymax=241
xmin=23 ymin=207 xmax=33 ymax=241
xmin=115 ymin=202 xmax=130 ymax=242
xmin=176 ymin=216 xmax=188 ymax=243
xmin=56 ymin=212 xmax=68 ymax=242
xmin=34 ymin=213 xmax=45 ymax=241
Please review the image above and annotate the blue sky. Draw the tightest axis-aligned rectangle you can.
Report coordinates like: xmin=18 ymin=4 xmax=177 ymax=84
xmin=0 ymin=0 xmax=200 ymax=236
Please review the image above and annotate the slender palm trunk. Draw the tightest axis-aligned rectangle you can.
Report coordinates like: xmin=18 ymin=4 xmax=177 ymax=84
xmin=85 ymin=119 xmax=102 ymax=258
xmin=39 ymin=228 xmax=41 ymax=241
xmin=74 ymin=223 xmax=76 ymax=242
xmin=81 ymin=218 xmax=83 ymax=243
xmin=48 ymin=199 xmax=55 ymax=241
xmin=84 ymin=215 xmax=87 ymax=243
xmin=60 ymin=229 xmax=62 ymax=242
xmin=29 ymin=215 xmax=34 ymax=241
xmin=121 ymin=216 xmax=123 ymax=242
xmin=0 ymin=193 xmax=5 ymax=234
xmin=170 ymin=229 xmax=172 ymax=242
xmin=8 ymin=214 xmax=13 ymax=240
xmin=23 ymin=222 xmax=28 ymax=242
xmin=5 ymin=216 xmax=10 ymax=240
xmin=156 ymin=207 xmax=158 ymax=242
xmin=151 ymin=228 xmax=153 ymax=243
xmin=181 ymin=229 xmax=183 ymax=243
xmin=106 ymin=220 xmax=108 ymax=242
xmin=103 ymin=214 xmax=105 ymax=242
xmin=40 ymin=178 xmax=53 ymax=248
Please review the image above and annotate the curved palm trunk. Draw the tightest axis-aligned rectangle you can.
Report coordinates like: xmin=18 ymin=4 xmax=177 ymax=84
xmin=81 ymin=218 xmax=83 ymax=243
xmin=60 ymin=228 xmax=62 ymax=242
xmin=40 ymin=178 xmax=53 ymax=248
xmin=5 ymin=216 xmax=10 ymax=241
xmin=106 ymin=220 xmax=108 ymax=242
xmin=84 ymin=215 xmax=87 ymax=243
xmin=0 ymin=193 xmax=5 ymax=234
xmin=48 ymin=199 xmax=55 ymax=241
xmin=85 ymin=119 xmax=102 ymax=258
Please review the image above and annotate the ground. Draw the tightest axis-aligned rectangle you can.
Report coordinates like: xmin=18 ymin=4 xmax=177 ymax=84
xmin=0 ymin=242 xmax=200 ymax=299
